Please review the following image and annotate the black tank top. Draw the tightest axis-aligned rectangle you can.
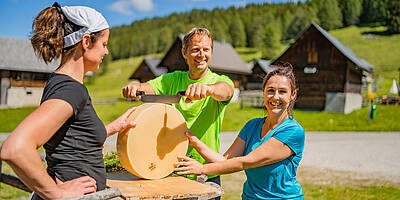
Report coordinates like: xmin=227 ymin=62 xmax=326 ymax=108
xmin=41 ymin=73 xmax=107 ymax=191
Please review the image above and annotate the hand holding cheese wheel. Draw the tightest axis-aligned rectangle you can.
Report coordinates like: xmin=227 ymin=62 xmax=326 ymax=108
xmin=117 ymin=103 xmax=188 ymax=179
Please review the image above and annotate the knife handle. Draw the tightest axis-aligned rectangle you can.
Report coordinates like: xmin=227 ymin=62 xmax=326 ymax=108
xmin=177 ymin=91 xmax=186 ymax=96
xmin=136 ymin=91 xmax=145 ymax=96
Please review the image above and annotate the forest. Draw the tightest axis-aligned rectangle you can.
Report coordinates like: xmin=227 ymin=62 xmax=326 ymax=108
xmin=106 ymin=0 xmax=399 ymax=62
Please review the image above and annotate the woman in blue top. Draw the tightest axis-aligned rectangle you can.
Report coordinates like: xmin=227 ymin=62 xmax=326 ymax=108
xmin=175 ymin=61 xmax=305 ymax=199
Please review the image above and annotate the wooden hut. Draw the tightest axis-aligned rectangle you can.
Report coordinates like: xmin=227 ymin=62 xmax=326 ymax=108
xmin=271 ymin=22 xmax=374 ymax=113
xmin=157 ymin=34 xmax=251 ymax=88
xmin=129 ymin=58 xmax=166 ymax=82
xmin=246 ymin=59 xmax=274 ymax=90
xmin=0 ymin=36 xmax=58 ymax=107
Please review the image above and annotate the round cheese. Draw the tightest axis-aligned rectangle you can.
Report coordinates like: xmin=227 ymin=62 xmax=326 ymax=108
xmin=117 ymin=103 xmax=188 ymax=179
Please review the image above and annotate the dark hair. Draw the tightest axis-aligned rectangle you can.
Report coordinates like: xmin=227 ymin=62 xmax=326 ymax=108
xmin=262 ymin=61 xmax=297 ymax=116
xmin=30 ymin=4 xmax=103 ymax=65
xmin=182 ymin=27 xmax=213 ymax=52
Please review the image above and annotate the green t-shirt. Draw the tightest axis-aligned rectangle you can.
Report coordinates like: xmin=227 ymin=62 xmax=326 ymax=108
xmin=147 ymin=70 xmax=234 ymax=179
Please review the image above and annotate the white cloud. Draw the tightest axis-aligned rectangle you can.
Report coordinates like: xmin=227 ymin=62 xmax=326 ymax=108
xmin=108 ymin=1 xmax=134 ymax=15
xmin=130 ymin=0 xmax=154 ymax=12
xmin=108 ymin=0 xmax=154 ymax=15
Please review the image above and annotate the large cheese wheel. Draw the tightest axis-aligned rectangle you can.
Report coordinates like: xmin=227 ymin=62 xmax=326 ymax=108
xmin=117 ymin=103 xmax=188 ymax=179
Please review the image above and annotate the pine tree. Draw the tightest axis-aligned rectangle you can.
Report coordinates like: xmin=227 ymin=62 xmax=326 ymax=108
xmin=360 ymin=0 xmax=388 ymax=24
xmin=248 ymin=16 xmax=266 ymax=48
xmin=338 ymin=0 xmax=362 ymax=26
xmin=229 ymin=15 xmax=246 ymax=47
xmin=287 ymin=6 xmax=318 ymax=39
xmin=158 ymin=27 xmax=173 ymax=53
xmin=387 ymin=0 xmax=400 ymax=33
xmin=211 ymin=18 xmax=227 ymax=42
xmin=315 ymin=0 xmax=343 ymax=30
xmin=258 ymin=22 xmax=281 ymax=60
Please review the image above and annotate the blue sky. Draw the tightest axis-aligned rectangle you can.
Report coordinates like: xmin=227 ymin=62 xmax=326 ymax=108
xmin=0 ymin=0 xmax=297 ymax=39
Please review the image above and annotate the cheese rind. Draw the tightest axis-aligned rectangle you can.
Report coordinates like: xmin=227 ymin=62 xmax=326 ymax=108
xmin=117 ymin=103 xmax=188 ymax=179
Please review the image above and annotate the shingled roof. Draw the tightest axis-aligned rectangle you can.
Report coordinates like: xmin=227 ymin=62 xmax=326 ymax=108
xmin=145 ymin=58 xmax=166 ymax=76
xmin=0 ymin=36 xmax=59 ymax=73
xmin=254 ymin=59 xmax=273 ymax=74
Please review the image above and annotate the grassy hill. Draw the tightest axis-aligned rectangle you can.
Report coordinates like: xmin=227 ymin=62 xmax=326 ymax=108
xmin=92 ymin=25 xmax=399 ymax=98
xmin=85 ymin=53 xmax=163 ymax=98
xmin=1 ymin=25 xmax=399 ymax=132
xmin=86 ymin=24 xmax=399 ymax=130
xmin=329 ymin=25 xmax=400 ymax=95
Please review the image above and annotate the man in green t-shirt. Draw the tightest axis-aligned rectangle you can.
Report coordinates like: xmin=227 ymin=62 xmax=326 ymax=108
xmin=122 ymin=28 xmax=234 ymax=189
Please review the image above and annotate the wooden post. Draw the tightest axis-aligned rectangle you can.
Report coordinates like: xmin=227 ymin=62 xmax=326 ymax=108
xmin=0 ymin=173 xmax=32 ymax=192
xmin=398 ymin=67 xmax=400 ymax=96
xmin=0 ymin=152 xmax=32 ymax=192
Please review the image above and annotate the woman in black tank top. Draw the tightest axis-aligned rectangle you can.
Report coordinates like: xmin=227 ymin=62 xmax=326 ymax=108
xmin=0 ymin=3 xmax=136 ymax=199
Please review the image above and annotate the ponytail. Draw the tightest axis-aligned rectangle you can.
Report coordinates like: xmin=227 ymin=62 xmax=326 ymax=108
xmin=30 ymin=6 xmax=64 ymax=64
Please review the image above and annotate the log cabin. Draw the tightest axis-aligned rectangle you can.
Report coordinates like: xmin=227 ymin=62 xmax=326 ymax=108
xmin=271 ymin=22 xmax=374 ymax=113
xmin=129 ymin=58 xmax=165 ymax=82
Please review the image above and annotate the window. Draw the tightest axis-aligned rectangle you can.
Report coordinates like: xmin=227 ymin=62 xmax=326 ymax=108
xmin=304 ymin=66 xmax=318 ymax=74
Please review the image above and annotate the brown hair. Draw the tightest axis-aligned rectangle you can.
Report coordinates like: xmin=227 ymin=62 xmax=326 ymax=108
xmin=182 ymin=27 xmax=213 ymax=52
xmin=262 ymin=61 xmax=297 ymax=116
xmin=30 ymin=5 xmax=103 ymax=65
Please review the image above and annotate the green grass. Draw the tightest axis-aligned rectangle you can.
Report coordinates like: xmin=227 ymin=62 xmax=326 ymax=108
xmin=93 ymin=100 xmax=142 ymax=125
xmin=295 ymin=104 xmax=400 ymax=131
xmin=0 ymin=107 xmax=36 ymax=132
xmin=0 ymin=184 xmax=30 ymax=199
xmin=302 ymin=184 xmax=400 ymax=200
xmin=86 ymin=53 xmax=163 ymax=98
xmin=221 ymin=172 xmax=400 ymax=200
xmin=330 ymin=25 xmax=400 ymax=95
xmin=222 ymin=103 xmax=400 ymax=132
xmin=221 ymin=184 xmax=400 ymax=200
xmin=235 ymin=47 xmax=263 ymax=63
xmin=2 ymin=103 xmax=400 ymax=132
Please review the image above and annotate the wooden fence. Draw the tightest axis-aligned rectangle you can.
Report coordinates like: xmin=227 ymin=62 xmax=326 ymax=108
xmin=92 ymin=97 xmax=119 ymax=105
xmin=239 ymin=90 xmax=264 ymax=108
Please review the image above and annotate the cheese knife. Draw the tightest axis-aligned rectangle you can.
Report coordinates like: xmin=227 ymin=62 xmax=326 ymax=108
xmin=136 ymin=91 xmax=186 ymax=104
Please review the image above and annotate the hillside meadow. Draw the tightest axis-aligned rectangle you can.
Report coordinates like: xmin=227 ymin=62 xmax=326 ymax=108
xmin=1 ymin=24 xmax=400 ymax=132
xmin=329 ymin=25 xmax=400 ymax=95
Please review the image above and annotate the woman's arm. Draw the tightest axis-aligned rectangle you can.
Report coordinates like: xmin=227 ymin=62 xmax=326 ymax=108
xmin=0 ymin=99 xmax=97 ymax=199
xmin=105 ymin=107 xmax=137 ymax=137
xmin=184 ymin=130 xmax=245 ymax=163
xmin=175 ymin=137 xmax=293 ymax=175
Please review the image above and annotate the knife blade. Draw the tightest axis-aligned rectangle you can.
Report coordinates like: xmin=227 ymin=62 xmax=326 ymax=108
xmin=136 ymin=91 xmax=186 ymax=104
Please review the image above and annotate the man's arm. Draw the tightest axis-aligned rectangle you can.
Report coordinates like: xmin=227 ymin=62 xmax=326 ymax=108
xmin=209 ymin=81 xmax=234 ymax=101
xmin=184 ymin=81 xmax=233 ymax=103
xmin=122 ymin=81 xmax=155 ymax=100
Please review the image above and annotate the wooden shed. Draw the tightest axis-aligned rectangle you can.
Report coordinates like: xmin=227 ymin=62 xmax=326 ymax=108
xmin=157 ymin=34 xmax=251 ymax=88
xmin=246 ymin=59 xmax=274 ymax=90
xmin=271 ymin=22 xmax=374 ymax=113
xmin=0 ymin=36 xmax=58 ymax=108
xmin=129 ymin=58 xmax=165 ymax=82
